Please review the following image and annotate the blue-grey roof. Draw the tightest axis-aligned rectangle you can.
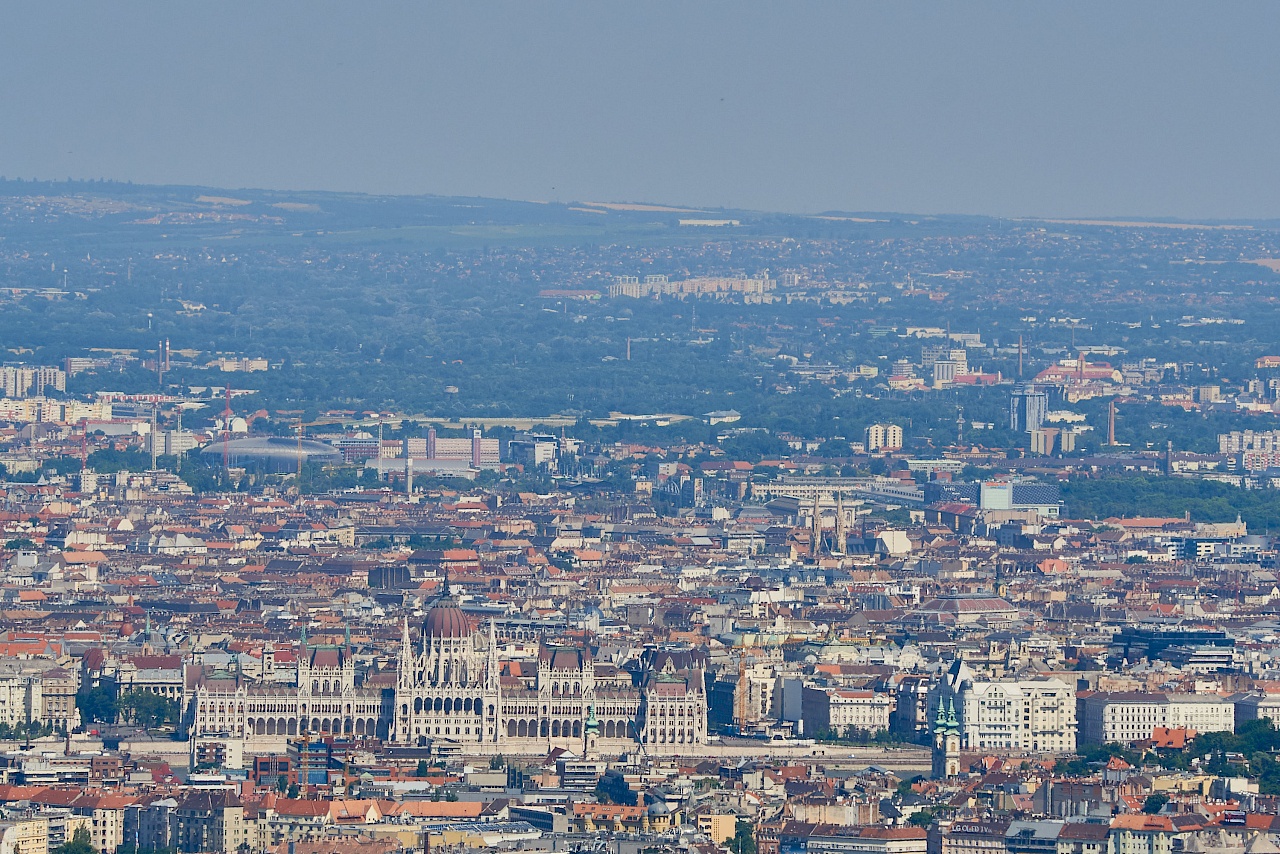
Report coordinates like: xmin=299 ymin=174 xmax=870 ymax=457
xmin=199 ymin=436 xmax=341 ymax=462
xmin=1011 ymin=483 xmax=1061 ymax=506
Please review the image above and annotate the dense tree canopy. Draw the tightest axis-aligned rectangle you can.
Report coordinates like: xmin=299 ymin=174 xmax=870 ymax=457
xmin=1063 ymin=477 xmax=1280 ymax=531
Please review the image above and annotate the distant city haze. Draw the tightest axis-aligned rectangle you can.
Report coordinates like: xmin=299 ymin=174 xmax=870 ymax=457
xmin=4 ymin=2 xmax=1280 ymax=219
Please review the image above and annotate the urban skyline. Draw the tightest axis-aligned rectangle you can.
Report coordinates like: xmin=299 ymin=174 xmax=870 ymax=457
xmin=5 ymin=5 xmax=1280 ymax=854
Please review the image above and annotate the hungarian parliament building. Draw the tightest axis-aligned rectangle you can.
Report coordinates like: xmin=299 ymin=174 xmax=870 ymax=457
xmin=187 ymin=595 xmax=709 ymax=764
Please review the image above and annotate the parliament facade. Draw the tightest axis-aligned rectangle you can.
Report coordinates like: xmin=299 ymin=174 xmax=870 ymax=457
xmin=188 ymin=597 xmax=708 ymax=764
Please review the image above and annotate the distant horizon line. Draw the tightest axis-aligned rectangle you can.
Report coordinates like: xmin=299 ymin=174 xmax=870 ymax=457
xmin=0 ymin=174 xmax=1275 ymax=228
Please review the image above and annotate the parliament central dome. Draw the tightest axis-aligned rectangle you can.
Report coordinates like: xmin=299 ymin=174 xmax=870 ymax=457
xmin=423 ymin=602 xmax=471 ymax=639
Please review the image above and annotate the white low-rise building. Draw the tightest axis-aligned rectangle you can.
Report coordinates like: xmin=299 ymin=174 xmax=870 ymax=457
xmin=1079 ymin=691 xmax=1234 ymax=745
xmin=802 ymin=686 xmax=893 ymax=735
xmin=1234 ymin=691 xmax=1280 ymax=727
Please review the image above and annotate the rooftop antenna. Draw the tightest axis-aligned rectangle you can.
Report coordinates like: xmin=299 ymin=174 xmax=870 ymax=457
xmin=296 ymin=417 xmax=304 ymax=482
xmin=1018 ymin=335 xmax=1024 ymax=378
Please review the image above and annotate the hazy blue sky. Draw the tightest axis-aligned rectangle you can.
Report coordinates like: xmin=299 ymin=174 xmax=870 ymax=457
xmin=3 ymin=3 xmax=1279 ymax=218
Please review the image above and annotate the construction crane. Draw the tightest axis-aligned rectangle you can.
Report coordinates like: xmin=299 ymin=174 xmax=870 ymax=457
xmin=736 ymin=652 xmax=748 ymax=731
xmin=734 ymin=640 xmax=756 ymax=733
xmin=78 ymin=419 xmax=88 ymax=469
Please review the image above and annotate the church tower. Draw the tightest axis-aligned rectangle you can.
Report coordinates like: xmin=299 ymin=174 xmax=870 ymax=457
xmin=584 ymin=703 xmax=600 ymax=757
xmin=932 ymin=697 xmax=961 ymax=779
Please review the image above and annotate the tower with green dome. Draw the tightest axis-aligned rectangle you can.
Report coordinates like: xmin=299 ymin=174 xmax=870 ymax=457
xmin=932 ymin=696 xmax=961 ymax=779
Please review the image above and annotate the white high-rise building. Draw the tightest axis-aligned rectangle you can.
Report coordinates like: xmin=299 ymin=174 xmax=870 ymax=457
xmin=866 ymin=423 xmax=904 ymax=452
xmin=1010 ymin=386 xmax=1048 ymax=432
xmin=0 ymin=366 xmax=66 ymax=399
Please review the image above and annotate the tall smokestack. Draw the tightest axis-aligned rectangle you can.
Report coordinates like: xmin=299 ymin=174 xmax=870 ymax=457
xmin=471 ymin=427 xmax=483 ymax=469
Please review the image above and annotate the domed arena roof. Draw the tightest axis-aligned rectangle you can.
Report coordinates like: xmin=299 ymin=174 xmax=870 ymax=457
xmin=199 ymin=437 xmax=341 ymax=472
xmin=423 ymin=602 xmax=471 ymax=639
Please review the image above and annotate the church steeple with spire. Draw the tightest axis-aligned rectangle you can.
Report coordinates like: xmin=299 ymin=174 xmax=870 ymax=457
xmin=932 ymin=696 xmax=962 ymax=779
xmin=810 ymin=491 xmax=823 ymax=558
xmin=833 ymin=491 xmax=847 ymax=556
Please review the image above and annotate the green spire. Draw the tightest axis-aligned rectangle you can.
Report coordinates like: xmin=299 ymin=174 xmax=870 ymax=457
xmin=945 ymin=698 xmax=960 ymax=733
xmin=934 ymin=700 xmax=948 ymax=735
xmin=300 ymin=622 xmax=308 ymax=650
